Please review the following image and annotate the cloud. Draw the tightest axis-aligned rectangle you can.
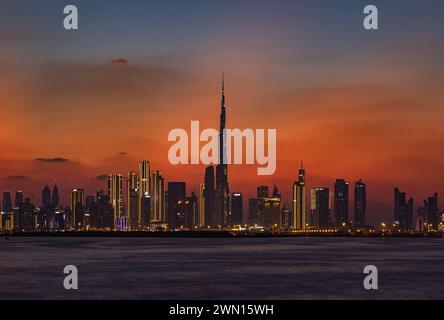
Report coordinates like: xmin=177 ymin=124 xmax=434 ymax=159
xmin=95 ymin=174 xmax=109 ymax=181
xmin=35 ymin=157 xmax=69 ymax=163
xmin=7 ymin=175 xmax=30 ymax=180
xmin=111 ymin=58 xmax=129 ymax=65
xmin=117 ymin=152 xmax=128 ymax=156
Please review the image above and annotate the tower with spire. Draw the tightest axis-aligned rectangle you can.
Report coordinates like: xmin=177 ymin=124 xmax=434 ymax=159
xmin=293 ymin=161 xmax=306 ymax=230
xmin=214 ymin=74 xmax=230 ymax=228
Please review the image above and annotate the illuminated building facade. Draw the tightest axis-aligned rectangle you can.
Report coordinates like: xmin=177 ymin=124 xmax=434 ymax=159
xmin=204 ymin=166 xmax=215 ymax=227
xmin=292 ymin=163 xmax=306 ymax=230
xmin=70 ymin=188 xmax=84 ymax=230
xmin=167 ymin=182 xmax=186 ymax=229
xmin=215 ymin=76 xmax=230 ymax=228
xmin=199 ymin=183 xmax=205 ymax=227
xmin=394 ymin=188 xmax=414 ymax=231
xmin=108 ymin=174 xmax=124 ymax=228
xmin=334 ymin=179 xmax=349 ymax=226
xmin=127 ymin=172 xmax=139 ymax=230
xmin=138 ymin=160 xmax=150 ymax=226
xmin=354 ymin=180 xmax=366 ymax=228
xmin=231 ymin=192 xmax=243 ymax=226
xmin=185 ymin=192 xmax=198 ymax=229
xmin=311 ymin=187 xmax=330 ymax=229
xmin=151 ymin=170 xmax=165 ymax=224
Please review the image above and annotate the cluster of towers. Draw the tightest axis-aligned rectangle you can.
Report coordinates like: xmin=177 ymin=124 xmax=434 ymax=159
xmin=0 ymin=78 xmax=442 ymax=233
xmin=394 ymin=189 xmax=440 ymax=232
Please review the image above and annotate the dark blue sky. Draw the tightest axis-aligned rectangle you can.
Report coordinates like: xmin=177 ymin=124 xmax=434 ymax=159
xmin=2 ymin=0 xmax=444 ymax=65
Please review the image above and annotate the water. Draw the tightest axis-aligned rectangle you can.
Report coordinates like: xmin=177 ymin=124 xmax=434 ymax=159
xmin=1 ymin=237 xmax=443 ymax=300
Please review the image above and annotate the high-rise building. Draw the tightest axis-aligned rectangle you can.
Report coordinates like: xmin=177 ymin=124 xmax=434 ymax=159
xmin=254 ymin=186 xmax=281 ymax=230
xmin=263 ymin=197 xmax=281 ymax=230
xmin=204 ymin=166 xmax=215 ymax=227
xmin=151 ymin=170 xmax=165 ymax=223
xmin=95 ymin=190 xmax=114 ymax=230
xmin=17 ymin=198 xmax=36 ymax=231
xmin=199 ymin=183 xmax=205 ymax=228
xmin=394 ymin=188 xmax=414 ymax=231
xmin=405 ymin=198 xmax=414 ymax=231
xmin=138 ymin=160 xmax=150 ymax=226
xmin=215 ymin=76 xmax=230 ymax=228
xmin=84 ymin=195 xmax=96 ymax=228
xmin=394 ymin=188 xmax=405 ymax=224
xmin=39 ymin=185 xmax=53 ymax=231
xmin=2 ymin=191 xmax=12 ymax=213
xmin=140 ymin=192 xmax=151 ymax=229
xmin=42 ymin=185 xmax=51 ymax=208
xmin=52 ymin=185 xmax=59 ymax=207
xmin=15 ymin=191 xmax=24 ymax=208
xmin=281 ymin=203 xmax=292 ymax=229
xmin=185 ymin=192 xmax=198 ymax=229
xmin=311 ymin=187 xmax=330 ymax=229
xmin=1 ymin=191 xmax=13 ymax=231
xmin=108 ymin=174 xmax=123 ymax=228
xmin=425 ymin=193 xmax=439 ymax=229
xmin=354 ymin=180 xmax=366 ymax=228
xmin=248 ymin=198 xmax=259 ymax=227
xmin=70 ymin=189 xmax=84 ymax=230
xmin=167 ymin=182 xmax=186 ymax=230
xmin=334 ymin=179 xmax=349 ymax=226
xmin=257 ymin=186 xmax=269 ymax=198
xmin=126 ymin=172 xmax=139 ymax=230
xmin=292 ymin=163 xmax=306 ymax=230
xmin=231 ymin=192 xmax=243 ymax=226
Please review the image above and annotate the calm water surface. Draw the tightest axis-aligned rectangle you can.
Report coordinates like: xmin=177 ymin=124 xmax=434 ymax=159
xmin=0 ymin=237 xmax=443 ymax=299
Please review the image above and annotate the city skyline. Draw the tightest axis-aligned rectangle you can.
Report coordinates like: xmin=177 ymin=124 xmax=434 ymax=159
xmin=0 ymin=75 xmax=442 ymax=226
xmin=0 ymin=79 xmax=441 ymax=231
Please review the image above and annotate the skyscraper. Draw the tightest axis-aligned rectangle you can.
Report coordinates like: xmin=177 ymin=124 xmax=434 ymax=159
xmin=70 ymin=189 xmax=84 ymax=229
xmin=42 ymin=185 xmax=51 ymax=208
xmin=248 ymin=198 xmax=259 ymax=227
xmin=354 ymin=180 xmax=366 ymax=228
xmin=167 ymin=182 xmax=186 ymax=230
xmin=14 ymin=191 xmax=24 ymax=209
xmin=394 ymin=188 xmax=414 ymax=231
xmin=17 ymin=198 xmax=36 ymax=231
xmin=254 ymin=185 xmax=281 ymax=229
xmin=185 ymin=192 xmax=198 ymax=229
xmin=108 ymin=174 xmax=123 ymax=228
xmin=257 ymin=186 xmax=269 ymax=198
xmin=263 ymin=195 xmax=281 ymax=230
xmin=199 ymin=183 xmax=205 ymax=227
xmin=231 ymin=192 xmax=243 ymax=226
xmin=425 ymin=193 xmax=439 ymax=229
xmin=96 ymin=190 xmax=114 ymax=229
xmin=127 ymin=172 xmax=139 ymax=230
xmin=311 ymin=187 xmax=330 ymax=229
xmin=334 ymin=179 xmax=349 ymax=226
xmin=40 ymin=185 xmax=52 ymax=231
xmin=292 ymin=163 xmax=306 ymax=230
xmin=215 ymin=76 xmax=230 ymax=228
xmin=151 ymin=170 xmax=165 ymax=224
xmin=204 ymin=166 xmax=215 ymax=227
xmin=52 ymin=185 xmax=59 ymax=208
xmin=138 ymin=160 xmax=150 ymax=226
xmin=2 ymin=191 xmax=13 ymax=231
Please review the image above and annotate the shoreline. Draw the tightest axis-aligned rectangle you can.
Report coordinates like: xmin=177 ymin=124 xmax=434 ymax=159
xmin=3 ymin=231 xmax=443 ymax=238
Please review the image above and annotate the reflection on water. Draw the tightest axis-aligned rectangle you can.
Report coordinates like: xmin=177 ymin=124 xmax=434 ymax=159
xmin=1 ymin=237 xmax=443 ymax=299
